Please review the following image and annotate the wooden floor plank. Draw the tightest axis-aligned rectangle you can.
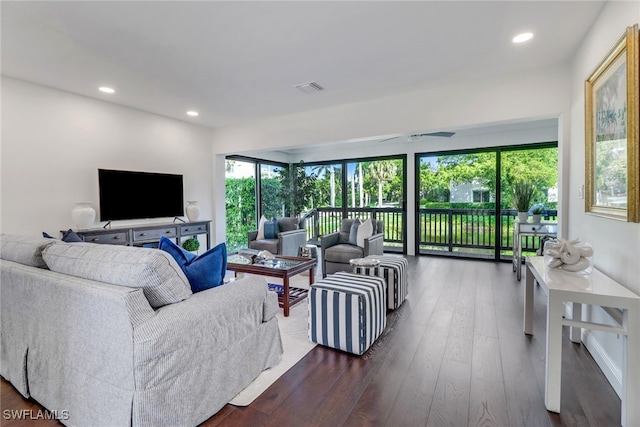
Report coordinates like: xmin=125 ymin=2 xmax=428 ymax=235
xmin=468 ymin=335 xmax=509 ymax=427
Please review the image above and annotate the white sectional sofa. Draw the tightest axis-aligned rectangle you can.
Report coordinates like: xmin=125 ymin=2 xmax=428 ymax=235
xmin=0 ymin=234 xmax=283 ymax=427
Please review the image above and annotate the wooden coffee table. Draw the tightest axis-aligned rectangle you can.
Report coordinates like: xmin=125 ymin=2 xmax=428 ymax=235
xmin=226 ymin=255 xmax=316 ymax=316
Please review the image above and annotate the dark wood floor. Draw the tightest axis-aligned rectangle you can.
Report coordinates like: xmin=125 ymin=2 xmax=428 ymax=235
xmin=1 ymin=256 xmax=621 ymax=426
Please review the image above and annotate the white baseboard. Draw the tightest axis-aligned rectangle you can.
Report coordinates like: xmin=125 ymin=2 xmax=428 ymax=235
xmin=564 ymin=302 xmax=622 ymax=398
xmin=582 ymin=330 xmax=622 ymax=398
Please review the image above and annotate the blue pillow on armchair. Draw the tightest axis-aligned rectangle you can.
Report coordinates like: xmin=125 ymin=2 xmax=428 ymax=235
xmin=263 ymin=217 xmax=279 ymax=239
xmin=158 ymin=236 xmax=227 ymax=293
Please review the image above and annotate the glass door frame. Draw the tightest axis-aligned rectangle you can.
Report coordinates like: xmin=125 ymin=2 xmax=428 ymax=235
xmin=415 ymin=142 xmax=558 ymax=261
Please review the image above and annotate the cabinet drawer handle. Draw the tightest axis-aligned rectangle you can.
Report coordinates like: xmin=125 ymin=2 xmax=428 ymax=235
xmin=184 ymin=228 xmax=190 ymax=232
xmin=91 ymin=238 xmax=99 ymax=242
xmin=140 ymin=233 xmax=146 ymax=236
xmin=166 ymin=230 xmax=172 ymax=234
xmin=114 ymin=236 xmax=121 ymax=240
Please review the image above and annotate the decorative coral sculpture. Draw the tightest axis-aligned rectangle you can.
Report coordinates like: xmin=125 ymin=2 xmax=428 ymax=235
xmin=544 ymin=238 xmax=593 ymax=272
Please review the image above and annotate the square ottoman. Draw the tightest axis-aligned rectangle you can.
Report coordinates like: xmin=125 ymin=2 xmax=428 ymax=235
xmin=308 ymin=272 xmax=386 ymax=355
xmin=352 ymin=255 xmax=408 ymax=310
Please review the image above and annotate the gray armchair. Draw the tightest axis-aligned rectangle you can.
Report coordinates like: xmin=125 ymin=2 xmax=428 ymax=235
xmin=247 ymin=217 xmax=307 ymax=256
xmin=321 ymin=218 xmax=384 ymax=277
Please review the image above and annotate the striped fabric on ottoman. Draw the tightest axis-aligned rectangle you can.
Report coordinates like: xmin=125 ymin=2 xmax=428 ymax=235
xmin=308 ymin=272 xmax=386 ymax=355
xmin=354 ymin=255 xmax=408 ymax=310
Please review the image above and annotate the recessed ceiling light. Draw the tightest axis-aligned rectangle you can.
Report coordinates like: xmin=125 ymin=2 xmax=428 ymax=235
xmin=512 ymin=32 xmax=534 ymax=43
xmin=186 ymin=111 xmax=199 ymax=117
xmin=98 ymin=86 xmax=115 ymax=94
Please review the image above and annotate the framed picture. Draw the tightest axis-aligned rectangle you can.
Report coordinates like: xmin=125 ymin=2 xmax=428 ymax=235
xmin=585 ymin=24 xmax=639 ymax=222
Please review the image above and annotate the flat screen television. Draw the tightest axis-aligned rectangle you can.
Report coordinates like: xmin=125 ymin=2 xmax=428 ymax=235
xmin=98 ymin=169 xmax=184 ymax=221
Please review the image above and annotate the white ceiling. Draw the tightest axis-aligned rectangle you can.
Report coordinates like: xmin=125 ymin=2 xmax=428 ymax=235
xmin=2 ymin=1 xmax=605 ymax=132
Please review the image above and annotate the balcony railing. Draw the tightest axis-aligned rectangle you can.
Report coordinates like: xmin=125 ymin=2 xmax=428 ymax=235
xmin=301 ymin=207 xmax=557 ymax=259
xmin=418 ymin=208 xmax=557 ymax=258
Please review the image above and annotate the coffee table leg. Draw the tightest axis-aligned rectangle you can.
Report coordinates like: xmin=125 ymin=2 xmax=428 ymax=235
xmin=283 ymin=276 xmax=290 ymax=317
xmin=309 ymin=267 xmax=314 ymax=285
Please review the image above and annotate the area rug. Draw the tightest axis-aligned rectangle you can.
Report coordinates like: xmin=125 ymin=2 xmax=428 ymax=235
xmin=229 ymin=290 xmax=316 ymax=406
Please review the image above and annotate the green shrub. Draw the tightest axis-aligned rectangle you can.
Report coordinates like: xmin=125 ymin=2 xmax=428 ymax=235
xmin=182 ymin=236 xmax=200 ymax=252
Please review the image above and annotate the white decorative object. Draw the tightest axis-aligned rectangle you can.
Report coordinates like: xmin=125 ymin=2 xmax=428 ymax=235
xmin=532 ymin=214 xmax=542 ymax=223
xmin=543 ymin=238 xmax=593 ymax=274
xmin=71 ymin=202 xmax=96 ymax=230
xmin=518 ymin=211 xmax=529 ymax=221
xmin=186 ymin=201 xmax=200 ymax=222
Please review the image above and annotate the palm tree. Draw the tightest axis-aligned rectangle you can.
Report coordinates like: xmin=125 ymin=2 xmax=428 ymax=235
xmin=369 ymin=160 xmax=396 ymax=207
xmin=358 ymin=163 xmax=364 ymax=207
xmin=312 ymin=164 xmax=336 ymax=207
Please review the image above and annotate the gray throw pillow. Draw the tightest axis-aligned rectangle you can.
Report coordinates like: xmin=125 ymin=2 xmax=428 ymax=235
xmin=348 ymin=219 xmax=361 ymax=246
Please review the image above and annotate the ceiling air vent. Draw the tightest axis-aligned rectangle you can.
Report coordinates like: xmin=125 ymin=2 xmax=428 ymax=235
xmin=293 ymin=81 xmax=324 ymax=94
xmin=408 ymin=131 xmax=456 ymax=142
xmin=424 ymin=131 xmax=456 ymax=138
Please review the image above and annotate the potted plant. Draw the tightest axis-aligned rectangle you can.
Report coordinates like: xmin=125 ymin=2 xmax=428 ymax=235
xmin=512 ymin=181 xmax=535 ymax=221
xmin=531 ymin=203 xmax=544 ymax=223
xmin=182 ymin=236 xmax=200 ymax=253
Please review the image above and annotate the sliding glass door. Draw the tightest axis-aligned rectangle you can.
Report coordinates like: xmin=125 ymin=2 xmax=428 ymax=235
xmin=225 ymin=159 xmax=257 ymax=252
xmin=417 ymin=151 xmax=497 ymax=259
xmin=416 ymin=143 xmax=557 ymax=261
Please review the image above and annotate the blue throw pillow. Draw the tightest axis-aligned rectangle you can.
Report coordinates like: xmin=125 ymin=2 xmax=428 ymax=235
xmin=62 ymin=229 xmax=84 ymax=243
xmin=263 ymin=217 xmax=279 ymax=239
xmin=158 ymin=236 xmax=227 ymax=293
xmin=42 ymin=230 xmax=83 ymax=242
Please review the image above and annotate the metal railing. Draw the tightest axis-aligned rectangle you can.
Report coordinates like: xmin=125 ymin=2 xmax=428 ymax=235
xmin=418 ymin=208 xmax=557 ymax=257
xmin=300 ymin=206 xmax=557 ymax=259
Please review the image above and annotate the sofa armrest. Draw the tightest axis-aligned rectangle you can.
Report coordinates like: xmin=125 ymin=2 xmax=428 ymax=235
xmin=364 ymin=232 xmax=384 ymax=256
xmin=247 ymin=230 xmax=258 ymax=244
xmin=278 ymin=228 xmax=307 ymax=256
xmin=1 ymin=262 xmax=155 ymax=397
xmin=320 ymin=231 xmax=340 ymax=253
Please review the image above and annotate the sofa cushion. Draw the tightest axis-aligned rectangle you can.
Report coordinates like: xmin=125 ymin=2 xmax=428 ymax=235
xmin=42 ymin=242 xmax=192 ymax=308
xmin=249 ymin=239 xmax=278 ymax=254
xmin=158 ymin=236 xmax=227 ymax=293
xmin=277 ymin=217 xmax=299 ymax=232
xmin=0 ymin=234 xmax=60 ymax=268
xmin=324 ymin=243 xmax=365 ymax=264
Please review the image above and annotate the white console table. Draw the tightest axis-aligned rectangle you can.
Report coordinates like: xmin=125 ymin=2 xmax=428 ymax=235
xmin=523 ymin=256 xmax=640 ymax=427
xmin=512 ymin=220 xmax=557 ymax=280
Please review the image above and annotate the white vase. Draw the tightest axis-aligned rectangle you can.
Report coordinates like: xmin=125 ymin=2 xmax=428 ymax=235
xmin=71 ymin=202 xmax=96 ymax=229
xmin=532 ymin=214 xmax=542 ymax=223
xmin=517 ymin=211 xmax=529 ymax=222
xmin=186 ymin=201 xmax=200 ymax=222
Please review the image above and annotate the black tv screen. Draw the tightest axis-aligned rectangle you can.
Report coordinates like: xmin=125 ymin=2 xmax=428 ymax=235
xmin=98 ymin=169 xmax=184 ymax=221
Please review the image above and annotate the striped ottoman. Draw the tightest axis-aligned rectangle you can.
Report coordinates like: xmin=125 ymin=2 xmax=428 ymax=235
xmin=354 ymin=255 xmax=408 ymax=310
xmin=308 ymin=272 xmax=386 ymax=355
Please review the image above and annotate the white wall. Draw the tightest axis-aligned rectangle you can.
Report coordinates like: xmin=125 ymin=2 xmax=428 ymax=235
xmin=568 ymin=2 xmax=640 ymax=397
xmin=1 ymin=77 xmax=214 ymax=239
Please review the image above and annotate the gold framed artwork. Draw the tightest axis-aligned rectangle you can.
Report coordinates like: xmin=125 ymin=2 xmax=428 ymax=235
xmin=585 ymin=24 xmax=639 ymax=222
